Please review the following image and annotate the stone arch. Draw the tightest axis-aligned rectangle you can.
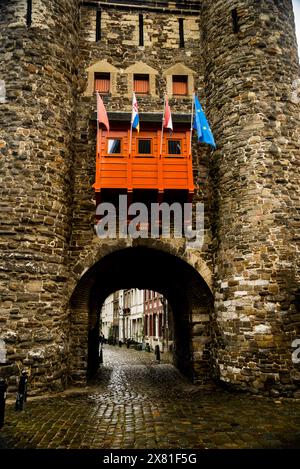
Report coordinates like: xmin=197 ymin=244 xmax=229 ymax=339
xmin=68 ymin=238 xmax=213 ymax=298
xmin=68 ymin=239 xmax=214 ymax=386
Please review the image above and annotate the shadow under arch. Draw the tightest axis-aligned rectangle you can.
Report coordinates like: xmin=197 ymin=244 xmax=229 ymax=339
xmin=68 ymin=245 xmax=214 ymax=386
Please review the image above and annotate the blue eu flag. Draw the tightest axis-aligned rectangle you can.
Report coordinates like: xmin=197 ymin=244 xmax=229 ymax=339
xmin=193 ymin=95 xmax=216 ymax=149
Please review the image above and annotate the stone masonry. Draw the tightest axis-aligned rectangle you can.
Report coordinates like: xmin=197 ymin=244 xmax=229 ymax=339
xmin=0 ymin=0 xmax=80 ymax=393
xmin=0 ymin=0 xmax=299 ymax=397
xmin=203 ymin=0 xmax=300 ymax=395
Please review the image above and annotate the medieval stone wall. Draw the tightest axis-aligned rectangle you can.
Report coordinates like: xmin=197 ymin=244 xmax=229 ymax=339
xmin=203 ymin=0 xmax=300 ymax=395
xmin=0 ymin=0 xmax=299 ymax=396
xmin=69 ymin=1 xmax=213 ymax=274
xmin=66 ymin=2 xmax=216 ymax=387
xmin=0 ymin=0 xmax=79 ymax=394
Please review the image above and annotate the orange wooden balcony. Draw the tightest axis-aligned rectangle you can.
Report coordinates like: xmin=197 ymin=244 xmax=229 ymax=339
xmin=93 ymin=129 xmax=194 ymax=194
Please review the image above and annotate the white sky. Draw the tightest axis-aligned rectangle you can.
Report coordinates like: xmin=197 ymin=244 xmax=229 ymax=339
xmin=293 ymin=0 xmax=300 ymax=53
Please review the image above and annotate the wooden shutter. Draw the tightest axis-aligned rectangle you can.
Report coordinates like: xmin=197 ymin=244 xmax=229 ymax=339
xmin=172 ymin=75 xmax=188 ymax=95
xmin=94 ymin=73 xmax=110 ymax=93
xmin=134 ymin=74 xmax=149 ymax=94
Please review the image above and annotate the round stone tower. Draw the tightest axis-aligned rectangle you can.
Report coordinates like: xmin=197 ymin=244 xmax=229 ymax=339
xmin=203 ymin=0 xmax=300 ymax=395
xmin=0 ymin=0 xmax=79 ymax=393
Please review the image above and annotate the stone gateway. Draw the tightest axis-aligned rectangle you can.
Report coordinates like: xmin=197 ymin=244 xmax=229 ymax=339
xmin=0 ymin=0 xmax=299 ymax=398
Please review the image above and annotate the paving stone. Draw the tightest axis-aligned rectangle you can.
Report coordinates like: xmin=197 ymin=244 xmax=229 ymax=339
xmin=1 ymin=346 xmax=300 ymax=449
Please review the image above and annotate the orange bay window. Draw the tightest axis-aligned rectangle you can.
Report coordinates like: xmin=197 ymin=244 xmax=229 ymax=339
xmin=93 ymin=128 xmax=194 ymax=193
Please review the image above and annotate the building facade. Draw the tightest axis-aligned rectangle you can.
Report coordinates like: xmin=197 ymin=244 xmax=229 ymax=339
xmin=101 ymin=288 xmax=173 ymax=351
xmin=0 ymin=0 xmax=299 ymax=397
xmin=100 ymin=291 xmax=119 ymax=342
xmin=101 ymin=289 xmax=144 ymax=344
xmin=124 ymin=289 xmax=144 ymax=344
xmin=144 ymin=290 xmax=173 ymax=352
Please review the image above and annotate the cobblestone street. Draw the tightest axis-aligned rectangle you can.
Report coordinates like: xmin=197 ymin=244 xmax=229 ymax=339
xmin=1 ymin=345 xmax=300 ymax=449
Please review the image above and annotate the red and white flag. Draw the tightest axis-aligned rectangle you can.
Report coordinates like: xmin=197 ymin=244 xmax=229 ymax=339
xmin=163 ymin=96 xmax=173 ymax=133
xmin=96 ymin=92 xmax=110 ymax=131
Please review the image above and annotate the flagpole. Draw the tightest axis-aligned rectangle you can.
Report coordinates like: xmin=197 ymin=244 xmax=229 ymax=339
xmin=160 ymin=94 xmax=166 ymax=158
xmin=96 ymin=92 xmax=100 ymax=158
xmin=129 ymin=92 xmax=134 ymax=158
xmin=97 ymin=119 xmax=100 ymax=157
xmin=189 ymin=93 xmax=195 ymax=158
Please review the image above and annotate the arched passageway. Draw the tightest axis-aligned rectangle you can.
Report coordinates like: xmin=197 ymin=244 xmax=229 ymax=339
xmin=68 ymin=246 xmax=214 ymax=386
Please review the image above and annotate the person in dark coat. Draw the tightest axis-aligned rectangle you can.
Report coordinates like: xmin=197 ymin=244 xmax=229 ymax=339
xmin=99 ymin=331 xmax=105 ymax=345
xmin=15 ymin=370 xmax=28 ymax=411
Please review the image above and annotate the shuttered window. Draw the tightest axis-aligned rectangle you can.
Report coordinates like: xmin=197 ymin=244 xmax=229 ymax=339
xmin=94 ymin=73 xmax=110 ymax=94
xmin=134 ymin=74 xmax=149 ymax=94
xmin=172 ymin=75 xmax=188 ymax=96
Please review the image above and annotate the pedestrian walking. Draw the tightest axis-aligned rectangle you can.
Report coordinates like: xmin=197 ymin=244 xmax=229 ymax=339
xmin=99 ymin=331 xmax=105 ymax=345
xmin=15 ymin=370 xmax=28 ymax=411
xmin=155 ymin=345 xmax=160 ymax=363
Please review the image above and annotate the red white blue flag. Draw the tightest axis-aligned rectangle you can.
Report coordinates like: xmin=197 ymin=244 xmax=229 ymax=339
xmin=131 ymin=92 xmax=140 ymax=132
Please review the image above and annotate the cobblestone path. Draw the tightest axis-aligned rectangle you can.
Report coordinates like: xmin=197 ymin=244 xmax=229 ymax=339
xmin=0 ymin=345 xmax=300 ymax=449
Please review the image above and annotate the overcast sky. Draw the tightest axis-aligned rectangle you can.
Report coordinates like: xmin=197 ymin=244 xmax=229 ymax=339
xmin=293 ymin=0 xmax=300 ymax=53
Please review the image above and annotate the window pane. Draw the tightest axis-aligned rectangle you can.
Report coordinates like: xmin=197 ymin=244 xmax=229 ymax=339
xmin=168 ymin=140 xmax=181 ymax=155
xmin=138 ymin=139 xmax=151 ymax=154
xmin=108 ymin=139 xmax=121 ymax=154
